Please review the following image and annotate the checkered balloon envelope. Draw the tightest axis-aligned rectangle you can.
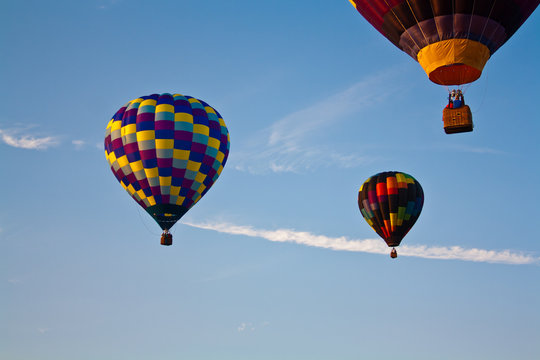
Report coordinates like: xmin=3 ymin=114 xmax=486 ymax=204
xmin=358 ymin=171 xmax=424 ymax=258
xmin=104 ymin=93 xmax=230 ymax=243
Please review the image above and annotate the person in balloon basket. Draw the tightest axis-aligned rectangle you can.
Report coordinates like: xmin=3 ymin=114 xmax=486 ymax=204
xmin=446 ymin=89 xmax=464 ymax=109
xmin=161 ymin=229 xmax=172 ymax=246
xmin=453 ymin=89 xmax=463 ymax=108
xmin=446 ymin=90 xmax=455 ymax=109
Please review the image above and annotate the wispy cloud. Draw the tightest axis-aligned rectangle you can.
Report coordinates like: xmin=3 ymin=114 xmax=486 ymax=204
xmin=232 ymin=72 xmax=402 ymax=174
xmin=184 ymin=221 xmax=539 ymax=265
xmin=237 ymin=322 xmax=254 ymax=332
xmin=97 ymin=0 xmax=122 ymax=10
xmin=75 ymin=139 xmax=102 ymax=151
xmin=72 ymin=139 xmax=86 ymax=150
xmin=37 ymin=328 xmax=51 ymax=334
xmin=0 ymin=128 xmax=59 ymax=150
xmin=443 ymin=143 xmax=504 ymax=154
xmin=237 ymin=321 xmax=269 ymax=332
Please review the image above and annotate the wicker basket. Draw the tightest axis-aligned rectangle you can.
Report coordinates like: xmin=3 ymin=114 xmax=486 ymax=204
xmin=442 ymin=105 xmax=473 ymax=134
xmin=161 ymin=233 xmax=172 ymax=246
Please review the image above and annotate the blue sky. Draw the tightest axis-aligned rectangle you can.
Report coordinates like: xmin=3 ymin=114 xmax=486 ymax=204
xmin=1 ymin=1 xmax=539 ymax=359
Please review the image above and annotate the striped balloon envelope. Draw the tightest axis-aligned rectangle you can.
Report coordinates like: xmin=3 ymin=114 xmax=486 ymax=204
xmin=348 ymin=0 xmax=540 ymax=85
xmin=104 ymin=93 xmax=230 ymax=245
xmin=358 ymin=171 xmax=424 ymax=258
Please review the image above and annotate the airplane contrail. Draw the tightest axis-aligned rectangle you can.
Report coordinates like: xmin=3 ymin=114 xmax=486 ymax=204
xmin=184 ymin=221 xmax=539 ymax=265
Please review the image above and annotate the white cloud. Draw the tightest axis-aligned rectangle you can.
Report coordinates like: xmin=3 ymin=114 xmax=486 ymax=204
xmin=237 ymin=321 xmax=268 ymax=332
xmin=232 ymin=72 xmax=401 ymax=174
xmin=37 ymin=328 xmax=51 ymax=334
xmin=237 ymin=322 xmax=253 ymax=332
xmin=97 ymin=0 xmax=121 ymax=9
xmin=266 ymin=75 xmax=390 ymax=147
xmin=72 ymin=139 xmax=86 ymax=150
xmin=184 ymin=221 xmax=539 ymax=265
xmin=444 ymin=143 xmax=504 ymax=154
xmin=0 ymin=128 xmax=59 ymax=150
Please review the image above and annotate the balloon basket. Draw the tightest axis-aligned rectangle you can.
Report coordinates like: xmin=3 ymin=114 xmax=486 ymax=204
xmin=443 ymin=105 xmax=473 ymax=134
xmin=161 ymin=232 xmax=172 ymax=246
xmin=390 ymin=248 xmax=397 ymax=259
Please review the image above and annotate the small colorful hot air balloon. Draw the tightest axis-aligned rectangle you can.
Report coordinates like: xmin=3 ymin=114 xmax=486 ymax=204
xmin=104 ymin=93 xmax=230 ymax=245
xmin=358 ymin=171 xmax=424 ymax=258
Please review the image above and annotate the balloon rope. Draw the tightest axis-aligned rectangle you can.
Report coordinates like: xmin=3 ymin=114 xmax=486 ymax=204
xmin=485 ymin=0 xmax=519 ymax=50
xmin=451 ymin=0 xmax=455 ymax=38
xmin=404 ymin=0 xmax=430 ymax=46
xmin=136 ymin=206 xmax=161 ymax=236
xmin=472 ymin=66 xmax=489 ymax=115
xmin=479 ymin=0 xmax=498 ymax=40
xmin=382 ymin=0 xmax=422 ymax=55
xmin=462 ymin=82 xmax=471 ymax=95
xmin=462 ymin=0 xmax=477 ymax=85
xmin=466 ymin=0 xmax=476 ymax=41
xmin=427 ymin=0 xmax=443 ymax=42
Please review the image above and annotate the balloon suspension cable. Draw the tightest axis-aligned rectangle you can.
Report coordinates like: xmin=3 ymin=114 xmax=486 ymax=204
xmin=461 ymin=83 xmax=471 ymax=95
xmin=390 ymin=247 xmax=398 ymax=259
xmin=136 ymin=207 xmax=161 ymax=236
xmin=472 ymin=66 xmax=489 ymax=114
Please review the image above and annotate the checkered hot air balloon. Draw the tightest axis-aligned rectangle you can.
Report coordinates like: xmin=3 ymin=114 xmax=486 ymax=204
xmin=104 ymin=93 xmax=230 ymax=246
xmin=358 ymin=171 xmax=424 ymax=258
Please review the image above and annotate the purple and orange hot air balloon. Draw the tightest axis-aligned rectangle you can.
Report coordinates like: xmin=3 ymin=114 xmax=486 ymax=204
xmin=348 ymin=0 xmax=540 ymax=133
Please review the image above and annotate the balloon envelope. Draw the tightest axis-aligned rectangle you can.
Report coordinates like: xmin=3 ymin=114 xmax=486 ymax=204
xmin=348 ymin=0 xmax=540 ymax=85
xmin=104 ymin=93 xmax=230 ymax=231
xmin=358 ymin=171 xmax=423 ymax=247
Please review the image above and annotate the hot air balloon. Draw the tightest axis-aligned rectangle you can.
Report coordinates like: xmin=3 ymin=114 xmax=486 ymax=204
xmin=348 ymin=0 xmax=540 ymax=133
xmin=358 ymin=171 xmax=424 ymax=258
xmin=104 ymin=93 xmax=230 ymax=246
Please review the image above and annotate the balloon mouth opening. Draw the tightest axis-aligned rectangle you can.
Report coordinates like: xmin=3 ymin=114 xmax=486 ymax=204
xmin=429 ymin=64 xmax=481 ymax=86
xmin=145 ymin=204 xmax=189 ymax=230
xmin=385 ymin=239 xmax=401 ymax=247
xmin=417 ymin=39 xmax=490 ymax=86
